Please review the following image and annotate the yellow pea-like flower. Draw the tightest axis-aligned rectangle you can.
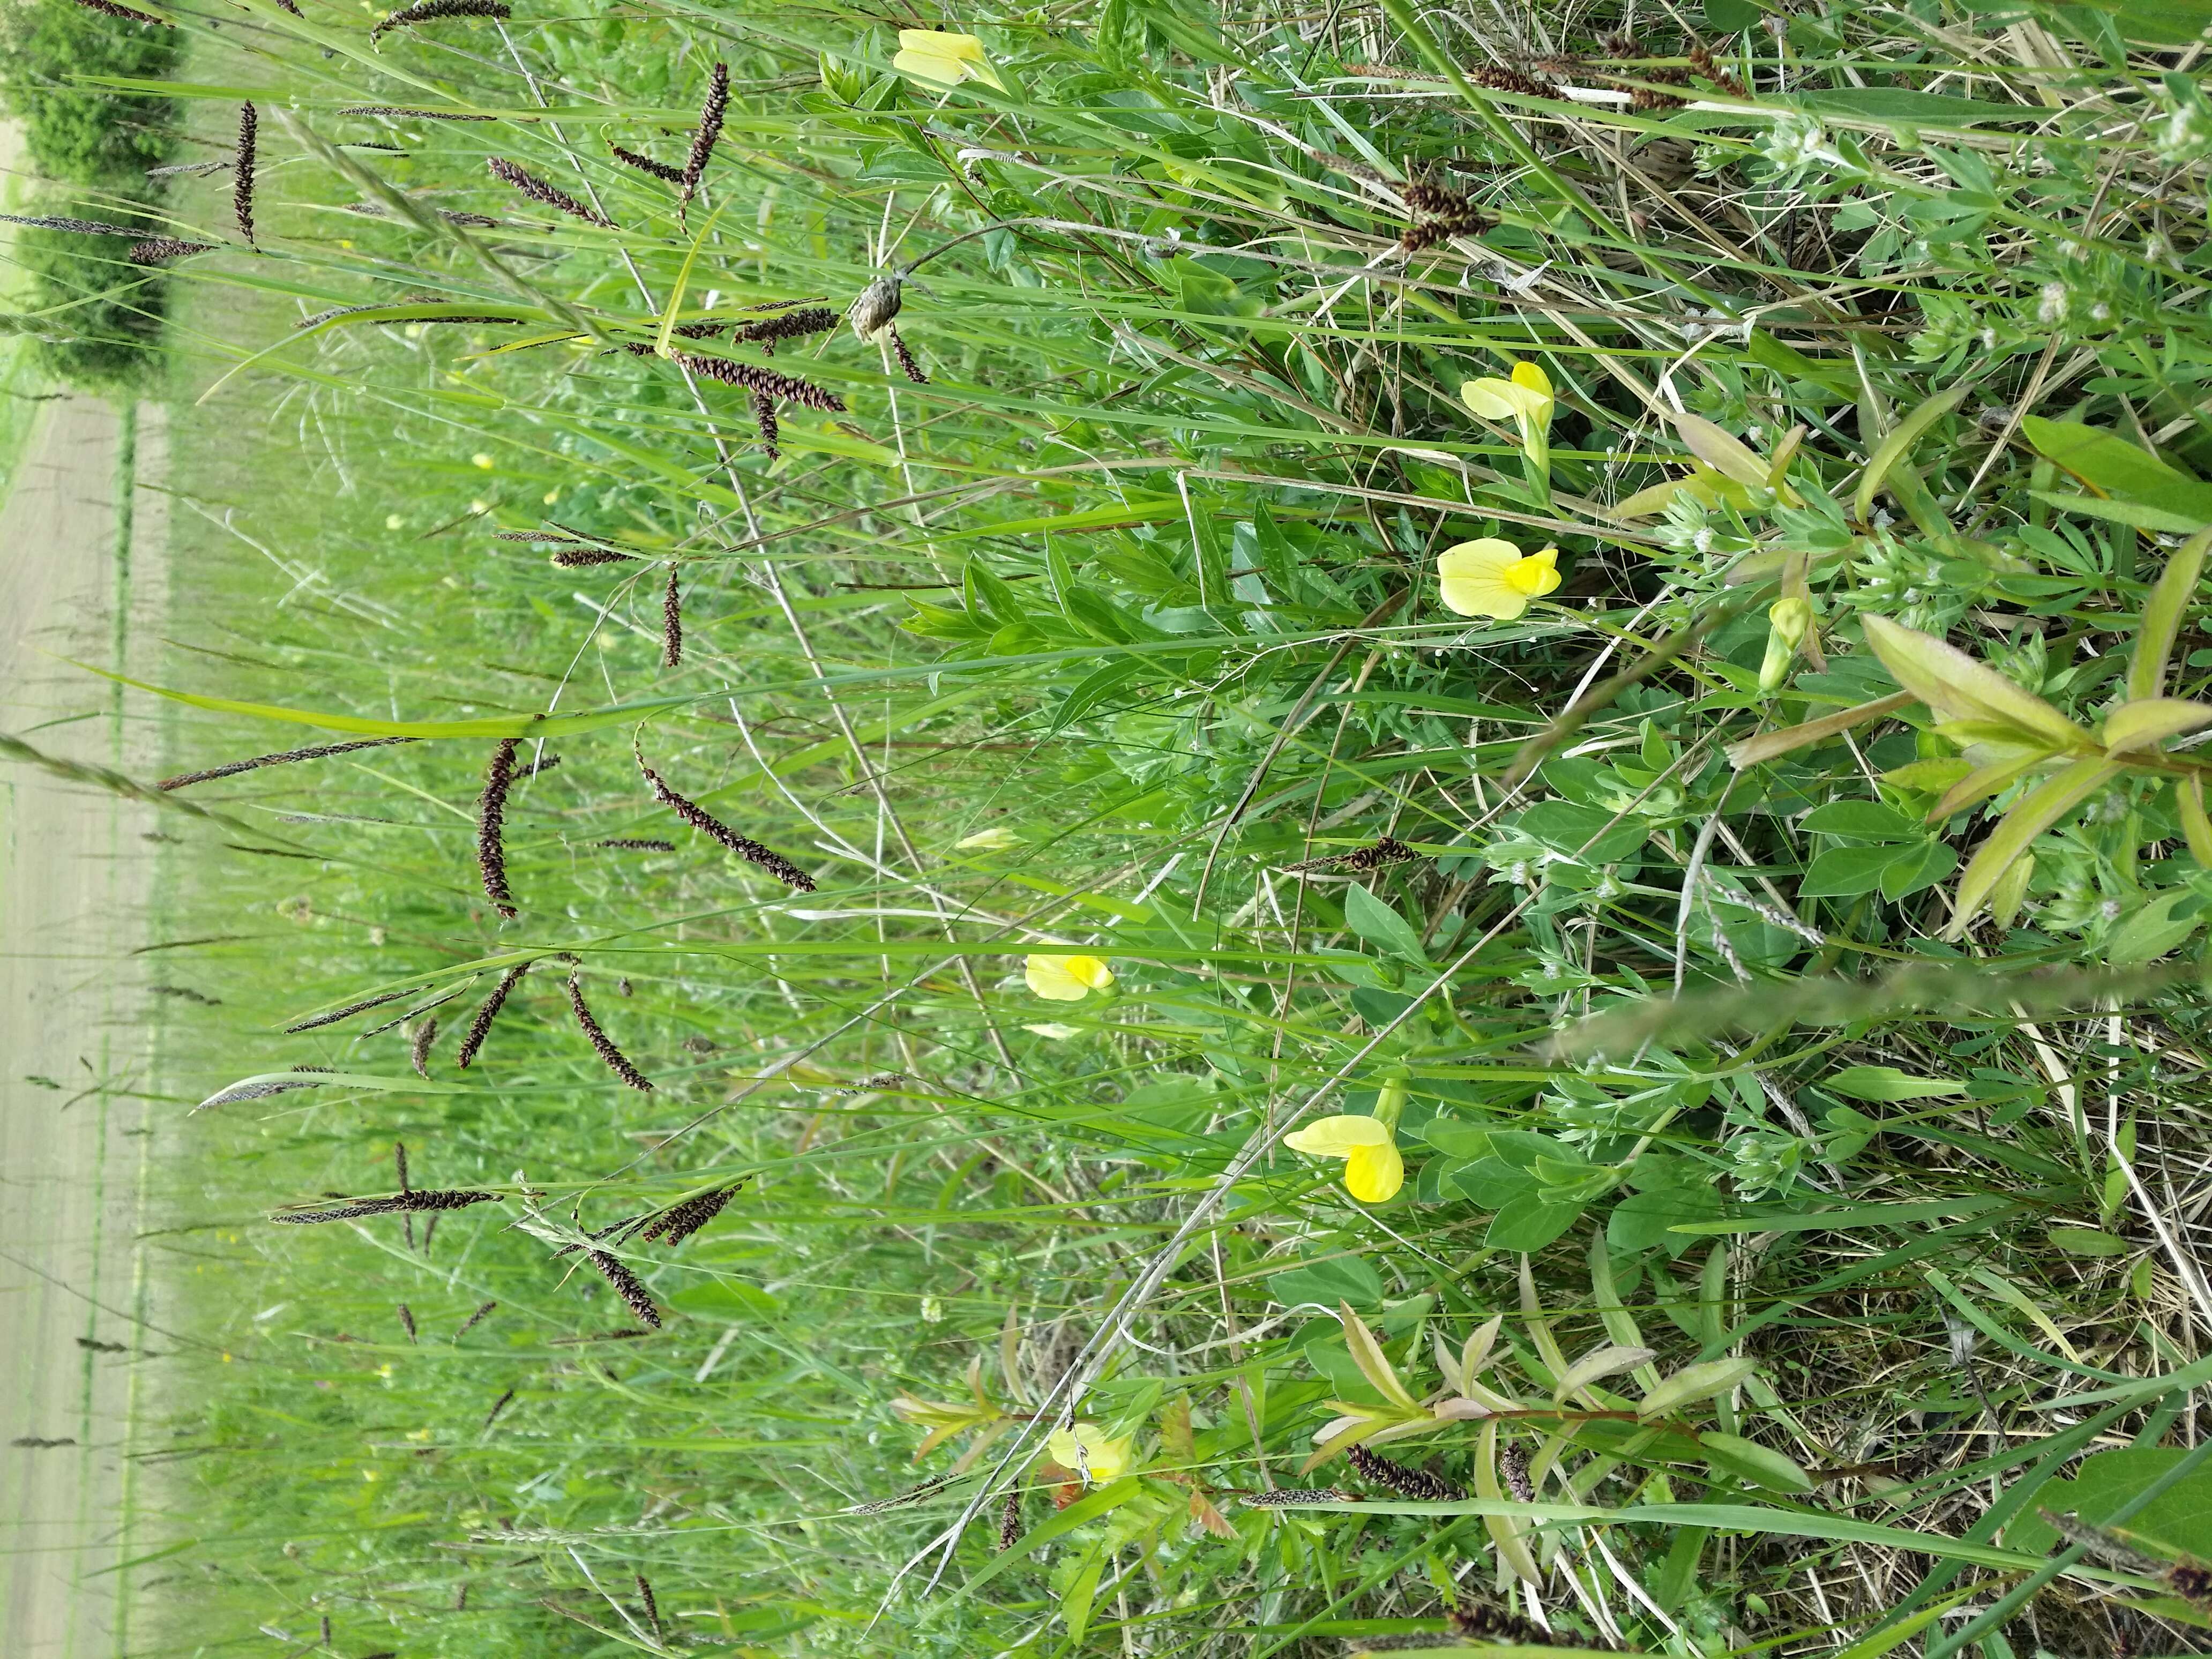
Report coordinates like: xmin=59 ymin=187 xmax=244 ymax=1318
xmin=1436 ymin=540 xmax=1561 ymax=621
xmin=1023 ymin=953 xmax=1115 ymax=1001
xmin=1047 ymin=1422 xmax=1133 ymax=1483
xmin=1283 ymin=1114 xmax=1404 ymax=1203
xmin=893 ymin=29 xmax=1007 ymax=92
xmin=1461 ymin=360 xmax=1555 ymax=454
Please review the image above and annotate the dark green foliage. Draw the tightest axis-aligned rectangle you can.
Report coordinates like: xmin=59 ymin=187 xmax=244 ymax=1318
xmin=0 ymin=0 xmax=180 ymax=180
xmin=12 ymin=215 xmax=166 ymax=388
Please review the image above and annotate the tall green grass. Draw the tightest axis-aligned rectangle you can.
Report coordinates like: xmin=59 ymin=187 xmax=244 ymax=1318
xmin=83 ymin=0 xmax=2212 ymax=1651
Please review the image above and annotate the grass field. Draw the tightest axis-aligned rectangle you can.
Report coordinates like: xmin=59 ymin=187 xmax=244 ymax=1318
xmin=21 ymin=0 xmax=2212 ymax=1651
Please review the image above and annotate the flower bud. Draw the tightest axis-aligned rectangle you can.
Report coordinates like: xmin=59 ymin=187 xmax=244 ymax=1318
xmin=1759 ymin=597 xmax=1813 ymax=692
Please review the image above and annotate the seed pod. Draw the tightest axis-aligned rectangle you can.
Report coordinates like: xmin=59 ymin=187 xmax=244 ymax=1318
xmin=369 ymin=0 xmax=510 ymax=42
xmin=636 ymin=746 xmax=815 ymax=891
xmin=565 ymin=962 xmax=653 ymax=1090
xmin=586 ymin=1249 xmax=663 ymax=1328
xmin=161 ymin=735 xmax=415 ymax=790
xmin=129 ymin=238 xmax=217 ymax=264
xmin=234 ymin=103 xmax=258 ymax=245
xmin=455 ymin=960 xmax=529 ymax=1068
xmin=476 ymin=739 xmax=520 ymax=918
xmin=271 ymin=1189 xmax=499 ymax=1223
xmin=678 ymin=62 xmax=728 ymax=215
xmin=486 ymin=158 xmax=613 ymax=228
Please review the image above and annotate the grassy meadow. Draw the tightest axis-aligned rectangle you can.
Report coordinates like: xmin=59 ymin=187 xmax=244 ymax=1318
xmin=23 ymin=0 xmax=2212 ymax=1651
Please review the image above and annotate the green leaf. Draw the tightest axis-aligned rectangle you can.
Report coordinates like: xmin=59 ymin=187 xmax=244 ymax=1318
xmin=2108 ymin=888 xmax=2204 ymax=966
xmin=2129 ymin=528 xmax=2212 ymax=700
xmin=1799 ymin=801 xmax=1920 ymax=839
xmin=1826 ymin=1065 xmax=1968 ymax=1102
xmin=1699 ymin=1432 xmax=1814 ymax=1493
xmin=1855 ymin=385 xmax=1969 ymax=527
xmin=1949 ymin=758 xmax=2123 ymax=937
xmin=1060 ymin=1544 xmax=1105 ymax=1643
xmin=1673 ymin=1194 xmax=2012 ymax=1235
xmin=1553 ymin=1343 xmax=1656 ymax=1403
xmin=2049 ymin=1227 xmax=2131 ymax=1257
xmin=1267 ymin=1255 xmax=1386 ymax=1307
xmin=1860 ymin=615 xmax=2088 ymax=752
xmin=2102 ymin=697 xmax=2212 ymax=755
xmin=1343 ymin=883 xmax=1429 ymax=966
xmin=1877 ymin=838 xmax=1957 ymax=900
xmin=1702 ymin=0 xmax=1760 ymax=30
xmin=1799 ymin=842 xmax=1917 ymax=898
xmin=2179 ymin=776 xmax=2212 ymax=868
xmin=2109 ymin=0 xmax=2212 ymax=43
xmin=1608 ymin=1184 xmax=1723 ymax=1257
xmin=2023 ymin=418 xmax=2212 ymax=526
xmin=2004 ymin=1449 xmax=2212 ymax=1558
xmin=1486 ymin=1192 xmax=1584 ymax=1252
xmin=1638 ymin=1357 xmax=1760 ymax=1420
xmin=1793 ymin=88 xmax=2043 ymax=126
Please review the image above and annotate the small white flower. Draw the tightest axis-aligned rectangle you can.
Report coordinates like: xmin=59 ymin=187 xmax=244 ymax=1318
xmin=2037 ymin=281 xmax=2068 ymax=325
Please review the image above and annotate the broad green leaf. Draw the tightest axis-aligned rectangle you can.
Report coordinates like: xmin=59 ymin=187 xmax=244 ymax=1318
xmin=2103 ymin=698 xmax=2212 ymax=755
xmin=1060 ymin=1544 xmax=1104 ymax=1644
xmin=1267 ymin=1255 xmax=1386 ymax=1308
xmin=1799 ymin=801 xmax=1919 ymax=839
xmin=2109 ymin=888 xmax=2206 ymax=965
xmin=1930 ymin=752 xmax=2053 ymax=821
xmin=1798 ymin=842 xmax=1918 ymax=898
xmin=1699 ymin=1432 xmax=1813 ymax=1494
xmin=1638 ymin=1357 xmax=1759 ymax=1419
xmin=2129 ymin=528 xmax=2212 ymax=700
xmin=2047 ymin=1227 xmax=2129 ymax=1256
xmin=1948 ymin=758 xmax=2122 ymax=937
xmin=1855 ymin=385 xmax=1968 ymax=526
xmin=1608 ymin=1184 xmax=1722 ymax=1257
xmin=1826 ymin=1065 xmax=1967 ymax=1102
xmin=1835 ymin=1595 xmax=1982 ymax=1659
xmin=1878 ymin=838 xmax=1957 ymax=901
xmin=1860 ymin=616 xmax=2088 ymax=752
xmin=1343 ymin=883 xmax=1429 ymax=966
xmin=2004 ymin=1449 xmax=2212 ymax=1559
xmin=1486 ymin=1192 xmax=1584 ymax=1252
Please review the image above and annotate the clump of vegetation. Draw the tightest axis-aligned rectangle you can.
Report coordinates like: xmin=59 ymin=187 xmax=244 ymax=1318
xmin=68 ymin=0 xmax=2212 ymax=1651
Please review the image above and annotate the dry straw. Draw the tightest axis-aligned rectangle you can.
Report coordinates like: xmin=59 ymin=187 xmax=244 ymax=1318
xmin=679 ymin=62 xmax=729 ymax=214
xmin=234 ymin=103 xmax=258 ymax=245
xmin=369 ymin=0 xmax=510 ymax=42
xmin=476 ymin=739 xmax=520 ymax=918
xmin=487 ymin=158 xmax=612 ymax=227
xmin=635 ymin=745 xmax=815 ymax=890
xmin=564 ymin=962 xmax=653 ymax=1090
xmin=159 ymin=735 xmax=415 ymax=791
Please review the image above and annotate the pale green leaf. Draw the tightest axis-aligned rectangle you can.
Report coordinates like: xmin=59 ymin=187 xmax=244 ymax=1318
xmin=1855 ymin=385 xmax=1969 ymax=526
xmin=1860 ymin=616 xmax=2089 ymax=752
xmin=2129 ymin=527 xmax=2212 ymax=700
xmin=1699 ymin=1431 xmax=1813 ymax=1494
xmin=1948 ymin=758 xmax=2123 ymax=937
xmin=1551 ymin=1343 xmax=1655 ymax=1404
xmin=2103 ymin=697 xmax=2212 ymax=755
xmin=1726 ymin=692 xmax=1915 ymax=769
xmin=1638 ymin=1357 xmax=1760 ymax=1420
xmin=1339 ymin=1301 xmax=1419 ymax=1411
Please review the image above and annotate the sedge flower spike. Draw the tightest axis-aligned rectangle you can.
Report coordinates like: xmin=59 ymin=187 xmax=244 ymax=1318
xmin=1284 ymin=1115 xmax=1404 ymax=1203
xmin=1024 ymin=953 xmax=1115 ymax=1002
xmin=1047 ymin=1422 xmax=1133 ymax=1484
xmin=893 ymin=29 xmax=1007 ymax=92
xmin=1437 ymin=540 xmax=1561 ymax=621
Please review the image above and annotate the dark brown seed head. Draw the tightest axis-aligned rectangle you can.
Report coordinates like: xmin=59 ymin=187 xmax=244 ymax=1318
xmin=283 ymin=984 xmax=422 ymax=1033
xmin=610 ymin=143 xmax=683 ymax=184
xmin=751 ymin=388 xmax=780 ymax=459
xmin=483 ymin=1386 xmax=516 ymax=1428
xmin=160 ymin=735 xmax=415 ymax=791
xmin=129 ymin=238 xmax=216 ymax=264
xmin=596 ymin=838 xmax=676 ymax=852
xmin=271 ymin=1189 xmax=499 ymax=1224
xmin=2170 ymin=1563 xmax=2212 ymax=1606
xmin=1451 ymin=1602 xmax=1588 ymax=1646
xmin=486 ymin=158 xmax=613 ymax=228
xmin=1497 ymin=1440 xmax=1534 ymax=1503
xmin=70 ymin=0 xmax=171 ymax=25
xmin=661 ymin=562 xmax=683 ymax=669
xmin=234 ymin=103 xmax=258 ymax=245
xmin=1471 ymin=63 xmax=1560 ymax=100
xmin=586 ymin=1249 xmax=663 ymax=1327
xmin=1239 ymin=1488 xmax=1348 ymax=1506
xmin=0 ymin=212 xmax=150 ymax=237
xmin=341 ymin=105 xmax=498 ymax=121
xmin=634 ymin=1575 xmax=660 ymax=1636
xmin=679 ymin=62 xmax=729 ymax=212
xmin=637 ymin=1184 xmax=741 ymax=1247
xmin=455 ymin=960 xmax=529 ymax=1068
xmin=670 ymin=349 xmax=845 ymax=413
xmin=886 ymin=327 xmax=928 ymax=384
xmin=409 ymin=1019 xmax=437 ymax=1078
xmin=1347 ymin=1443 xmax=1464 ymax=1503
xmin=727 ymin=306 xmax=840 ymax=347
xmin=997 ymin=1486 xmax=1022 ymax=1551
xmin=565 ymin=963 xmax=653 ymax=1090
xmin=394 ymin=1140 xmax=410 ymax=1193
xmin=477 ymin=739 xmax=519 ymax=919
xmin=635 ymin=748 xmax=816 ymax=891
xmin=369 ymin=0 xmax=510 ymax=42
xmin=397 ymin=1304 xmax=417 ymax=1342
xmin=453 ymin=1299 xmax=497 ymax=1340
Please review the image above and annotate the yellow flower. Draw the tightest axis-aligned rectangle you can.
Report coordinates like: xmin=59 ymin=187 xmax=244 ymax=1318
xmin=893 ymin=29 xmax=1007 ymax=92
xmin=1461 ymin=360 xmax=1555 ymax=454
xmin=1047 ymin=1422 xmax=1133 ymax=1483
xmin=1436 ymin=540 xmax=1561 ymax=621
xmin=1284 ymin=1114 xmax=1404 ymax=1203
xmin=1023 ymin=953 xmax=1115 ymax=1001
